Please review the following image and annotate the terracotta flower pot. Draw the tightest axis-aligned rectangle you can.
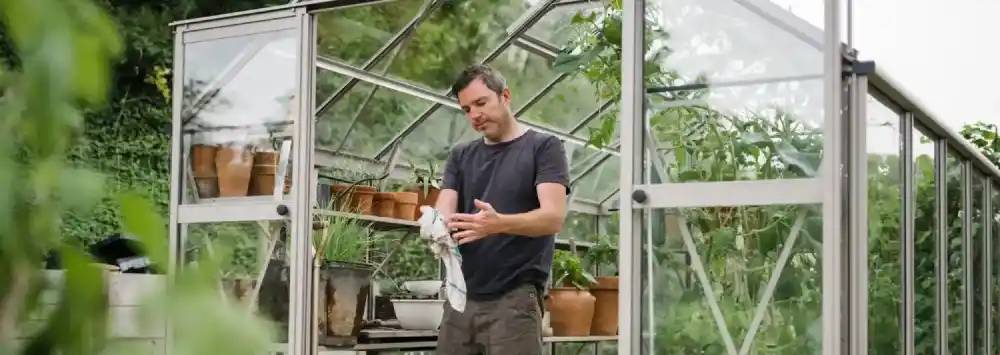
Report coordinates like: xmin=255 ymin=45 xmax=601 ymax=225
xmin=393 ymin=192 xmax=418 ymax=221
xmin=590 ymin=276 xmax=619 ymax=335
xmin=191 ymin=144 xmax=218 ymax=176
xmin=546 ymin=287 xmax=596 ymax=336
xmin=215 ymin=146 xmax=253 ymax=197
xmin=352 ymin=186 xmax=376 ymax=215
xmin=373 ymin=192 xmax=396 ymax=218
xmin=330 ymin=184 xmax=353 ymax=211
xmin=191 ymin=144 xmax=219 ymax=198
xmin=407 ymin=185 xmax=440 ymax=219
xmin=250 ymin=151 xmax=278 ymax=196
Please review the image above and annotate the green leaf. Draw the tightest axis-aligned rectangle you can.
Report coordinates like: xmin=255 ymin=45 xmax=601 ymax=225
xmin=776 ymin=142 xmax=818 ymax=176
xmin=118 ymin=193 xmax=167 ymax=267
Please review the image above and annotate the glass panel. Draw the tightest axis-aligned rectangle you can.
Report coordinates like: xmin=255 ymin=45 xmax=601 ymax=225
xmin=490 ymin=46 xmax=562 ymax=104
xmin=315 ymin=0 xmax=425 ymax=67
xmin=518 ymin=73 xmax=603 ymax=134
xmin=526 ymin=3 xmax=604 ymax=47
xmin=646 ymin=80 xmax=823 ymax=183
xmin=572 ymin=155 xmax=618 ymax=202
xmin=866 ymin=97 xmax=901 ymax=354
xmin=562 ymin=210 xmax=596 ymax=242
xmin=184 ymin=221 xmax=290 ymax=351
xmin=644 ymin=0 xmax=826 ymax=183
xmin=398 ymin=106 xmax=477 ymax=170
xmin=972 ymin=174 xmax=986 ymax=354
xmin=992 ymin=183 xmax=1000 ymax=355
xmin=314 ymin=72 xmax=434 ymax=157
xmin=914 ymin=128 xmax=937 ymax=354
xmin=645 ymin=0 xmax=823 ymax=84
xmin=376 ymin=0 xmax=537 ymax=92
xmin=641 ymin=205 xmax=822 ymax=353
xmin=182 ymin=29 xmax=297 ymax=202
xmin=946 ymin=153 xmax=964 ymax=355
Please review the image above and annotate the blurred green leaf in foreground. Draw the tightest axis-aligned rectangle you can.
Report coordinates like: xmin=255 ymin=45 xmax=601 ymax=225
xmin=0 ymin=1 xmax=272 ymax=354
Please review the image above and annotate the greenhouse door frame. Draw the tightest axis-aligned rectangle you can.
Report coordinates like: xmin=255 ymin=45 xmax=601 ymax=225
xmin=617 ymin=1 xmax=851 ymax=355
xmin=168 ymin=2 xmax=385 ymax=355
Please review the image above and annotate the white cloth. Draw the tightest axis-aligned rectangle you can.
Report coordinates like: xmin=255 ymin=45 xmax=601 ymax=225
xmin=417 ymin=206 xmax=467 ymax=312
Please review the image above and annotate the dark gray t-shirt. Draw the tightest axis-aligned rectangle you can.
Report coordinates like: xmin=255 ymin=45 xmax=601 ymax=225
xmin=441 ymin=129 xmax=570 ymax=301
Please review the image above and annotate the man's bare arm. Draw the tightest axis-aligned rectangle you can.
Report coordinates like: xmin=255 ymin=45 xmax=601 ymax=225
xmin=448 ymin=183 xmax=567 ymax=243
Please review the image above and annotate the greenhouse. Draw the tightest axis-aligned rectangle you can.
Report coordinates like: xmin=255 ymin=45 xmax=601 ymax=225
xmin=165 ymin=0 xmax=1000 ymax=354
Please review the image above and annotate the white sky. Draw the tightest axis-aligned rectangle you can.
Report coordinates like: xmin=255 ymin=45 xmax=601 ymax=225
xmin=772 ymin=0 xmax=1000 ymax=131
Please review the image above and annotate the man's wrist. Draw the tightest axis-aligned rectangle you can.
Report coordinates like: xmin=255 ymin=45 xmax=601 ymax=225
xmin=494 ymin=213 xmax=511 ymax=235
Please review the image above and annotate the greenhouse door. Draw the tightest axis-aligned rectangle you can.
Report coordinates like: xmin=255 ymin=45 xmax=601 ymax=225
xmin=617 ymin=1 xmax=845 ymax=355
xmin=169 ymin=9 xmax=317 ymax=355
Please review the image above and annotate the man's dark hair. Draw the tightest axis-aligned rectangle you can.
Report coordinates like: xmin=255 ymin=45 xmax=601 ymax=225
xmin=451 ymin=64 xmax=507 ymax=96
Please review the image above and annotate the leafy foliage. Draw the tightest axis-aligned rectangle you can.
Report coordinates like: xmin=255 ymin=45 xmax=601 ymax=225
xmin=552 ymin=250 xmax=597 ymax=289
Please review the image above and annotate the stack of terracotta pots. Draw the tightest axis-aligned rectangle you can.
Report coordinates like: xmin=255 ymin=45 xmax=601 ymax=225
xmin=330 ymin=185 xmax=422 ymax=221
xmin=189 ymin=144 xmax=287 ymax=198
xmin=407 ymin=185 xmax=440 ymax=220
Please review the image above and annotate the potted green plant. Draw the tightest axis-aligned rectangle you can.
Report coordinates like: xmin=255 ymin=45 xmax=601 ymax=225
xmin=313 ymin=214 xmax=375 ymax=346
xmin=548 ymin=250 xmax=597 ymax=336
xmin=584 ymin=235 xmax=618 ymax=335
xmin=406 ymin=160 xmax=441 ymax=219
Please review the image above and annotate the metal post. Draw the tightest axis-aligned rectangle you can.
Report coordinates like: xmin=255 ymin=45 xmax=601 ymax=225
xmin=619 ymin=0 xmax=643 ymax=353
xmin=848 ymin=73 xmax=869 ymax=355
xmin=964 ymin=162 xmax=972 ymax=355
xmin=823 ymin=0 xmax=845 ymax=353
xmin=986 ymin=182 xmax=993 ymax=355
xmin=936 ymin=141 xmax=948 ymax=355
xmin=902 ymin=112 xmax=916 ymax=355
xmin=167 ymin=24 xmax=186 ymax=355
xmin=289 ymin=8 xmax=315 ymax=355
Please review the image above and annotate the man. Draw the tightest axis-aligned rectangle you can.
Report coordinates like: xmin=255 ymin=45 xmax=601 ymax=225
xmin=434 ymin=64 xmax=570 ymax=354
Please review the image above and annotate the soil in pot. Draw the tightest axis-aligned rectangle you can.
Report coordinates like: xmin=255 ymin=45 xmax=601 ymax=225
xmin=191 ymin=144 xmax=219 ymax=198
xmin=318 ymin=262 xmax=373 ymax=346
xmin=393 ymin=192 xmax=418 ymax=220
xmin=590 ymin=276 xmax=619 ymax=335
xmin=249 ymin=151 xmax=278 ymax=196
xmin=546 ymin=287 xmax=596 ymax=336
xmin=215 ymin=145 xmax=254 ymax=197
xmin=373 ymin=192 xmax=396 ymax=218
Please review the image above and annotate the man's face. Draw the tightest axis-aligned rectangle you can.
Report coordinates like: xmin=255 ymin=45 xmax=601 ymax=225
xmin=457 ymin=78 xmax=511 ymax=141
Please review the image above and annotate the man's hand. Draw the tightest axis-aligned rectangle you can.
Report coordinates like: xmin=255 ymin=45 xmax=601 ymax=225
xmin=448 ymin=199 xmax=504 ymax=245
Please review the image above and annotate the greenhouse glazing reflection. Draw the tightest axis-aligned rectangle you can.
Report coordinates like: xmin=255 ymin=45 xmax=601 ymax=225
xmin=166 ymin=0 xmax=1000 ymax=354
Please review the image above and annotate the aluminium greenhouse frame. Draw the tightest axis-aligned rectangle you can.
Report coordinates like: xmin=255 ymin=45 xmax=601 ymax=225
xmin=167 ymin=0 xmax=1000 ymax=354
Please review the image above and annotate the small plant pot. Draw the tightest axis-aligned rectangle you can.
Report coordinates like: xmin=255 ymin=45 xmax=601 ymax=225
xmin=589 ymin=276 xmax=619 ymax=335
xmin=191 ymin=144 xmax=218 ymax=176
xmin=373 ymin=192 xmax=396 ymax=218
xmin=391 ymin=299 xmax=445 ymax=330
xmin=392 ymin=192 xmax=418 ymax=220
xmin=191 ymin=144 xmax=219 ymax=198
xmin=249 ymin=151 xmax=278 ymax=196
xmin=407 ymin=185 xmax=440 ymax=219
xmin=352 ymin=186 xmax=376 ymax=215
xmin=330 ymin=184 xmax=353 ymax=211
xmin=546 ymin=287 xmax=596 ymax=336
xmin=215 ymin=145 xmax=254 ymax=197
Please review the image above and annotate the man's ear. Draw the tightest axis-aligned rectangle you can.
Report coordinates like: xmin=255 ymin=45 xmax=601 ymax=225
xmin=501 ymin=88 xmax=511 ymax=107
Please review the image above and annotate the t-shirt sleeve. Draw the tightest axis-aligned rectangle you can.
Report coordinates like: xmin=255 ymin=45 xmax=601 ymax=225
xmin=440 ymin=145 xmax=462 ymax=191
xmin=535 ymin=136 xmax=571 ymax=194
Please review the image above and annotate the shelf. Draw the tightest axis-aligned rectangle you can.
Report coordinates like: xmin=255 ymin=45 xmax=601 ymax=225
xmin=314 ymin=210 xmax=420 ymax=231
